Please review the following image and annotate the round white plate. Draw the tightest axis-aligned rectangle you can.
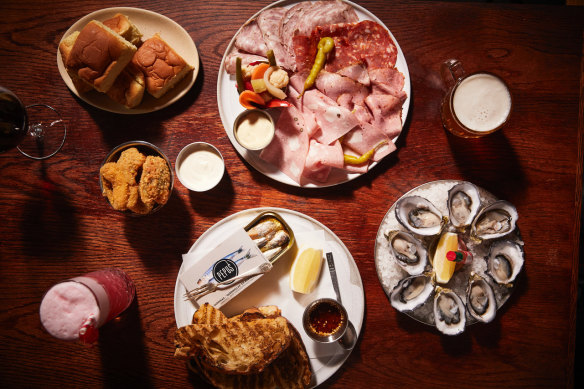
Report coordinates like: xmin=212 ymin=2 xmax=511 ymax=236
xmin=217 ymin=0 xmax=411 ymax=187
xmin=174 ymin=207 xmax=365 ymax=387
xmin=374 ymin=180 xmax=522 ymax=329
xmin=57 ymin=7 xmax=199 ymax=114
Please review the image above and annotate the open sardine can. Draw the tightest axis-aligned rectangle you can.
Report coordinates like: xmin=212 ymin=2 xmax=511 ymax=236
xmin=244 ymin=211 xmax=295 ymax=264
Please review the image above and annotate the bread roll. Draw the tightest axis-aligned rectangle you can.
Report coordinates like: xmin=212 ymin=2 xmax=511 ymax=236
xmin=65 ymin=20 xmax=136 ymax=93
xmin=132 ymin=34 xmax=193 ymax=99
xmin=102 ymin=13 xmax=142 ymax=46
xmin=105 ymin=63 xmax=145 ymax=108
xmin=58 ymin=31 xmax=93 ymax=94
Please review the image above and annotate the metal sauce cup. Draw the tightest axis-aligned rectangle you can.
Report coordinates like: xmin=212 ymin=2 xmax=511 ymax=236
xmin=302 ymin=298 xmax=348 ymax=343
xmin=233 ymin=109 xmax=275 ymax=151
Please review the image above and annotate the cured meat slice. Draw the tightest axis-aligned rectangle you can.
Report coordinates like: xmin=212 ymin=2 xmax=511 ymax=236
xmin=365 ymin=93 xmax=406 ymax=139
xmin=281 ymin=0 xmax=358 ymax=69
xmin=303 ymin=139 xmax=343 ymax=182
xmin=343 ymin=123 xmax=396 ymax=162
xmin=235 ymin=21 xmax=268 ymax=56
xmin=369 ymin=67 xmax=405 ymax=97
xmin=294 ymin=20 xmax=398 ymax=73
xmin=287 ymin=81 xmax=319 ymax=138
xmin=315 ymin=70 xmax=368 ymax=108
xmin=337 ymin=64 xmax=370 ymax=86
xmin=224 ymin=50 xmax=266 ymax=74
xmin=259 ymin=106 xmax=310 ymax=184
xmin=301 ymin=89 xmax=360 ymax=145
xmin=257 ymin=8 xmax=295 ymax=70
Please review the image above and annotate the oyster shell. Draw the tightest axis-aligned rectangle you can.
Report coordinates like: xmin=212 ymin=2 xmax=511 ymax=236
xmin=390 ymin=273 xmax=434 ymax=312
xmin=486 ymin=240 xmax=524 ymax=285
xmin=448 ymin=182 xmax=481 ymax=228
xmin=433 ymin=287 xmax=466 ymax=335
xmin=387 ymin=230 xmax=428 ymax=275
xmin=466 ymin=273 xmax=497 ymax=323
xmin=471 ymin=200 xmax=518 ymax=240
xmin=395 ymin=195 xmax=445 ymax=236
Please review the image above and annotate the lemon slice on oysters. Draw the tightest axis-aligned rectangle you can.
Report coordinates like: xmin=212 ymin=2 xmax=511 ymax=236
xmin=432 ymin=232 xmax=459 ymax=284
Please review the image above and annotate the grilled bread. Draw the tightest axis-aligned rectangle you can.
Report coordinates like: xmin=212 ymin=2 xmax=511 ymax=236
xmin=176 ymin=316 xmax=292 ymax=374
xmin=181 ymin=304 xmax=312 ymax=389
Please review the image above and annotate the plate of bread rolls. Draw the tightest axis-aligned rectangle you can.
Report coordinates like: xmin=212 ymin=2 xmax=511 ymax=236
xmin=57 ymin=7 xmax=199 ymax=114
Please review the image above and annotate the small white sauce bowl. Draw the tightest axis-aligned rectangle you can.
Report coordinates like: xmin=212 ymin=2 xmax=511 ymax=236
xmin=233 ymin=109 xmax=275 ymax=151
xmin=175 ymin=142 xmax=225 ymax=192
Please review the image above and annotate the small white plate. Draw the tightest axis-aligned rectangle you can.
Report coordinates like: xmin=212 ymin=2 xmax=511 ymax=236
xmin=217 ymin=0 xmax=411 ymax=187
xmin=57 ymin=7 xmax=199 ymax=114
xmin=174 ymin=207 xmax=365 ymax=387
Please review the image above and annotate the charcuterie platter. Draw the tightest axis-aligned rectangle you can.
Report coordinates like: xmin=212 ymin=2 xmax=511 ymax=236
xmin=218 ymin=0 xmax=411 ymax=187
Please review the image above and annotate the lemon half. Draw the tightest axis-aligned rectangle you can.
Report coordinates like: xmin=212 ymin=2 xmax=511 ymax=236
xmin=290 ymin=248 xmax=323 ymax=294
xmin=433 ymin=232 xmax=459 ymax=284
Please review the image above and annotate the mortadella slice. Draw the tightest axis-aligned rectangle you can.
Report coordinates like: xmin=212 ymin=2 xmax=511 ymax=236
xmin=259 ymin=105 xmax=309 ymax=184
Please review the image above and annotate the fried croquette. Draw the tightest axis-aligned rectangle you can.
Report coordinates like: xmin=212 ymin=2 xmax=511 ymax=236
xmin=139 ymin=156 xmax=171 ymax=206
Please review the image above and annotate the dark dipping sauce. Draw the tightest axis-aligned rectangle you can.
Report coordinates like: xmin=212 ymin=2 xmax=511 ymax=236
xmin=308 ymin=300 xmax=345 ymax=335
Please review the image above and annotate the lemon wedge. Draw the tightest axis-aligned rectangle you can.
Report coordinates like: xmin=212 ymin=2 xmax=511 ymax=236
xmin=433 ymin=232 xmax=459 ymax=284
xmin=290 ymin=248 xmax=323 ymax=294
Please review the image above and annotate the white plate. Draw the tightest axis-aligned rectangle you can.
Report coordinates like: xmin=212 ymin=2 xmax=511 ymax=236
xmin=57 ymin=7 xmax=199 ymax=114
xmin=374 ymin=180 xmax=522 ymax=329
xmin=217 ymin=0 xmax=411 ymax=188
xmin=174 ymin=207 xmax=365 ymax=387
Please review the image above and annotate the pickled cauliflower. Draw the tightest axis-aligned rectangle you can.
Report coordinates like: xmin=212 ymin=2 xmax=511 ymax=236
xmin=269 ymin=69 xmax=289 ymax=89
xmin=241 ymin=64 xmax=255 ymax=80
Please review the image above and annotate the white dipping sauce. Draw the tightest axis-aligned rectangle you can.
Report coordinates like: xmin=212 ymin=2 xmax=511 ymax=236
xmin=235 ymin=110 xmax=274 ymax=150
xmin=178 ymin=149 xmax=224 ymax=191
xmin=453 ymin=73 xmax=511 ymax=132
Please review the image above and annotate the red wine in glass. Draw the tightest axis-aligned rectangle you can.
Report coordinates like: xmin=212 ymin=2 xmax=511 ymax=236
xmin=0 ymin=86 xmax=66 ymax=160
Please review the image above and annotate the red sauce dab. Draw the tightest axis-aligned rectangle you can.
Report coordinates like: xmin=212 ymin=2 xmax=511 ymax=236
xmin=309 ymin=301 xmax=344 ymax=335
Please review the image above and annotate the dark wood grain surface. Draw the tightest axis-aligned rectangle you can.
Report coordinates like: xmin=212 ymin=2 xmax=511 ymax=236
xmin=0 ymin=0 xmax=582 ymax=388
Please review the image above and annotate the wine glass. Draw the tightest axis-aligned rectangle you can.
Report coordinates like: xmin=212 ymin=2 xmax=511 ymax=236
xmin=0 ymin=86 xmax=66 ymax=160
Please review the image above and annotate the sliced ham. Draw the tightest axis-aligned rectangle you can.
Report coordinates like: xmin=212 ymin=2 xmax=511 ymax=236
xmin=370 ymin=67 xmax=405 ymax=97
xmin=315 ymin=70 xmax=368 ymax=108
xmin=224 ymin=50 xmax=266 ymax=74
xmin=287 ymin=81 xmax=319 ymax=138
xmin=259 ymin=105 xmax=309 ymax=184
xmin=303 ymin=139 xmax=344 ymax=182
xmin=292 ymin=0 xmax=358 ymax=39
xmin=235 ymin=21 xmax=268 ymax=56
xmin=301 ymin=89 xmax=360 ymax=145
xmin=343 ymin=123 xmax=396 ymax=162
xmin=337 ymin=64 xmax=370 ymax=86
xmin=365 ymin=93 xmax=406 ymax=139
xmin=257 ymin=8 xmax=295 ymax=70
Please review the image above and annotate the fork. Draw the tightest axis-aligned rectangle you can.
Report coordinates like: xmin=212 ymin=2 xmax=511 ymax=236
xmin=183 ymin=262 xmax=273 ymax=302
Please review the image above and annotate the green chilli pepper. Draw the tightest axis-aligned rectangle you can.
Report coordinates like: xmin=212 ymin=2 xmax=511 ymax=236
xmin=267 ymin=49 xmax=277 ymax=67
xmin=344 ymin=140 xmax=388 ymax=165
xmin=235 ymin=57 xmax=245 ymax=94
xmin=298 ymin=37 xmax=335 ymax=98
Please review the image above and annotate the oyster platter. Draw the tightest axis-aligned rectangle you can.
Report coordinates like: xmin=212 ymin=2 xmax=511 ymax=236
xmin=375 ymin=180 xmax=525 ymax=335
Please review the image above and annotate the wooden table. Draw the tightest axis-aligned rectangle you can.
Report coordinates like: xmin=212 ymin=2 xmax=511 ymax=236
xmin=1 ymin=0 xmax=582 ymax=387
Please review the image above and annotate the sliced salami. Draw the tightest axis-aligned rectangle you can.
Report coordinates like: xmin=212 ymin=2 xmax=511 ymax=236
xmin=235 ymin=21 xmax=268 ymax=57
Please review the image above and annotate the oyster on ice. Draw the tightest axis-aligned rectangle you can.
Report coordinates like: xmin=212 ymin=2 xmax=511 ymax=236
xmin=466 ymin=273 xmax=497 ymax=323
xmin=486 ymin=240 xmax=524 ymax=285
xmin=448 ymin=182 xmax=481 ymax=228
xmin=386 ymin=230 xmax=428 ymax=275
xmin=471 ymin=200 xmax=518 ymax=240
xmin=433 ymin=287 xmax=466 ymax=335
xmin=390 ymin=273 xmax=434 ymax=312
xmin=395 ymin=195 xmax=445 ymax=236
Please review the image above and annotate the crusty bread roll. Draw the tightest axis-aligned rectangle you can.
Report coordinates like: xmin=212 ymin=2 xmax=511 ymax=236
xmin=102 ymin=13 xmax=143 ymax=46
xmin=59 ymin=31 xmax=93 ymax=94
xmin=105 ymin=63 xmax=145 ymax=108
xmin=65 ymin=20 xmax=137 ymax=93
xmin=132 ymin=34 xmax=193 ymax=99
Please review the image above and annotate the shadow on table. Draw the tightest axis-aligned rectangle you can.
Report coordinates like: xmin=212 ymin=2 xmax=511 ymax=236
xmin=98 ymin=297 xmax=152 ymax=386
xmin=445 ymin=129 xmax=526 ymax=199
xmin=123 ymin=191 xmax=194 ymax=270
xmin=20 ymin=166 xmax=82 ymax=261
xmin=186 ymin=169 xmax=235 ymax=217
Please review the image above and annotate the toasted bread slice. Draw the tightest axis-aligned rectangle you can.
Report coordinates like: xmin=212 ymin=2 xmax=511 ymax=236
xmin=191 ymin=303 xmax=228 ymax=325
xmin=175 ymin=316 xmax=291 ymax=374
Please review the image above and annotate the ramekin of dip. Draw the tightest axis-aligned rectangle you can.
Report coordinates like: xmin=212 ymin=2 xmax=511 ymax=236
xmin=233 ymin=109 xmax=275 ymax=151
xmin=175 ymin=142 xmax=225 ymax=192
